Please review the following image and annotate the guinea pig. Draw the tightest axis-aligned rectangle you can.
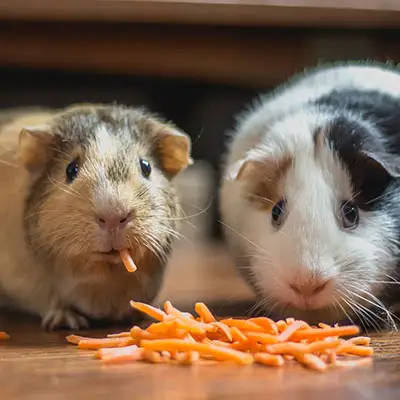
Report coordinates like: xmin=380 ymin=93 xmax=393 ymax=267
xmin=219 ymin=61 xmax=400 ymax=330
xmin=0 ymin=103 xmax=192 ymax=330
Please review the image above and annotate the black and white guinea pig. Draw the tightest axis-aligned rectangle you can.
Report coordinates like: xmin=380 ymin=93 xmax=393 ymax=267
xmin=219 ymin=61 xmax=400 ymax=330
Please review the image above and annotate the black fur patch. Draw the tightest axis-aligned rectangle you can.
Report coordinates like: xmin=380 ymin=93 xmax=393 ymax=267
xmin=315 ymin=89 xmax=400 ymax=153
xmin=325 ymin=116 xmax=395 ymax=211
xmin=314 ymin=89 xmax=400 ymax=211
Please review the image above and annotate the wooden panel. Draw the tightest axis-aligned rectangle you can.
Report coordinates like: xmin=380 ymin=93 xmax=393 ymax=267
xmin=1 ymin=0 xmax=400 ymax=28
xmin=2 ymin=21 xmax=400 ymax=88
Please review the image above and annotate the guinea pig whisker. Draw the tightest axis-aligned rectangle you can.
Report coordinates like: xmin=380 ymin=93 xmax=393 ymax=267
xmin=383 ymin=272 xmax=400 ymax=283
xmin=364 ymin=191 xmax=388 ymax=205
xmin=361 ymin=280 xmax=400 ymax=285
xmin=139 ymin=233 xmax=169 ymax=265
xmin=218 ymin=220 xmax=271 ymax=259
xmin=348 ymin=285 xmax=400 ymax=327
xmin=176 ymin=196 xmax=214 ymax=220
xmin=247 ymin=296 xmax=275 ymax=318
xmin=341 ymin=287 xmax=395 ymax=331
xmin=248 ymin=194 xmax=275 ymax=207
xmin=339 ymin=294 xmax=371 ymax=332
xmin=335 ymin=298 xmax=357 ymax=326
xmin=46 ymin=176 xmax=85 ymax=202
xmin=349 ymin=190 xmax=362 ymax=204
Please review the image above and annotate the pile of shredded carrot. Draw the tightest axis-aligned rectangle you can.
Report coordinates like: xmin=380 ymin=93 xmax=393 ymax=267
xmin=66 ymin=301 xmax=373 ymax=372
xmin=0 ymin=331 xmax=9 ymax=340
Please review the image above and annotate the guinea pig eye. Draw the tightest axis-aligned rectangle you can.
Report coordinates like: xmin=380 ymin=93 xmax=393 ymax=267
xmin=140 ymin=158 xmax=152 ymax=178
xmin=271 ymin=199 xmax=286 ymax=228
xmin=66 ymin=159 xmax=79 ymax=183
xmin=340 ymin=201 xmax=359 ymax=229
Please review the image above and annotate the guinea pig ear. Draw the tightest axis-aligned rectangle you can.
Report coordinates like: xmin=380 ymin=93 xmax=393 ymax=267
xmin=153 ymin=122 xmax=193 ymax=179
xmin=351 ymin=150 xmax=400 ymax=205
xmin=224 ymin=157 xmax=264 ymax=181
xmin=361 ymin=150 xmax=400 ymax=179
xmin=19 ymin=125 xmax=54 ymax=173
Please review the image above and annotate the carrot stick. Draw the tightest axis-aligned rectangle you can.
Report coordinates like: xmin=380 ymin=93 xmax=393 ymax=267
xmin=249 ymin=318 xmax=279 ymax=335
xmin=295 ymin=353 xmax=327 ymax=372
xmin=119 ymin=249 xmax=137 ymax=272
xmin=246 ymin=332 xmax=280 ymax=345
xmin=290 ymin=326 xmax=360 ymax=341
xmin=348 ymin=337 xmax=371 ymax=346
xmin=130 ymin=301 xmax=167 ymax=321
xmin=254 ymin=353 xmax=284 ymax=367
xmin=306 ymin=340 xmax=341 ymax=353
xmin=97 ymin=345 xmax=144 ymax=364
xmin=276 ymin=320 xmax=288 ymax=333
xmin=336 ymin=345 xmax=374 ymax=357
xmin=277 ymin=320 xmax=307 ymax=342
xmin=335 ymin=358 xmax=373 ymax=368
xmin=266 ymin=342 xmax=309 ymax=355
xmin=0 ymin=331 xmax=9 ymax=340
xmin=107 ymin=332 xmax=131 ymax=338
xmin=211 ymin=322 xmax=233 ymax=342
xmin=318 ymin=322 xmax=332 ymax=329
xmin=219 ymin=318 xmax=265 ymax=333
xmin=142 ymin=349 xmax=164 ymax=363
xmin=141 ymin=339 xmax=254 ymax=365
xmin=230 ymin=327 xmax=248 ymax=343
xmin=195 ymin=302 xmax=216 ymax=323
xmin=163 ymin=302 xmax=211 ymax=334
xmin=66 ymin=334 xmax=99 ymax=345
xmin=78 ymin=337 xmax=136 ymax=350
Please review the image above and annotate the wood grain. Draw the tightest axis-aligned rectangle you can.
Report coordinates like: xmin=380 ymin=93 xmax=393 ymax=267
xmin=2 ymin=21 xmax=400 ymax=88
xmin=1 ymin=0 xmax=400 ymax=28
xmin=1 ymin=309 xmax=400 ymax=400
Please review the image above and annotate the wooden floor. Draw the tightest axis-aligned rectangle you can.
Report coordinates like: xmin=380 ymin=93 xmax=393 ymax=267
xmin=1 ymin=309 xmax=400 ymax=400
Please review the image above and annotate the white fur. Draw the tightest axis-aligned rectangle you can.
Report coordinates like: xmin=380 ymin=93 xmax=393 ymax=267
xmin=220 ymin=64 xmax=399 ymax=324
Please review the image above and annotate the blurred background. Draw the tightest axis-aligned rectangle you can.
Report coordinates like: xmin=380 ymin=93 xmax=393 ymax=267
xmin=1 ymin=1 xmax=400 ymax=311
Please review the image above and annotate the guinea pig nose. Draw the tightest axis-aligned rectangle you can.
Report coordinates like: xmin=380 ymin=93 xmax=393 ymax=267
xmin=289 ymin=280 xmax=329 ymax=297
xmin=96 ymin=211 xmax=132 ymax=230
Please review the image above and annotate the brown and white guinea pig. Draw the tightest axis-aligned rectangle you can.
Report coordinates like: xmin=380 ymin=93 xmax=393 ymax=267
xmin=219 ymin=61 xmax=400 ymax=330
xmin=0 ymin=103 xmax=192 ymax=330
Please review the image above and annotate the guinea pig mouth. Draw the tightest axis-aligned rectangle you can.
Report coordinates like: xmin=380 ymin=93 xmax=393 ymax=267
xmin=91 ymin=249 xmax=127 ymax=263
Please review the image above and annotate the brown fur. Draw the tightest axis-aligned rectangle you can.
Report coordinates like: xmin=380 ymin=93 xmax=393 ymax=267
xmin=237 ymin=155 xmax=292 ymax=210
xmin=0 ymin=104 xmax=192 ymax=330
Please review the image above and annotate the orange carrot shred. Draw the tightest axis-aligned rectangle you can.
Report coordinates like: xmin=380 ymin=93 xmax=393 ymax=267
xmin=195 ymin=302 xmax=216 ymax=323
xmin=119 ymin=249 xmax=137 ymax=272
xmin=130 ymin=301 xmax=167 ymax=321
xmin=254 ymin=353 xmax=284 ymax=367
xmin=249 ymin=317 xmax=279 ymax=335
xmin=246 ymin=332 xmax=280 ymax=345
xmin=211 ymin=322 xmax=233 ymax=342
xmin=277 ymin=320 xmax=307 ymax=342
xmin=290 ymin=326 xmax=360 ymax=342
xmin=97 ymin=345 xmax=144 ymax=364
xmin=219 ymin=318 xmax=265 ymax=333
xmin=78 ymin=337 xmax=136 ymax=350
xmin=65 ymin=299 xmax=373 ymax=372
xmin=230 ymin=327 xmax=248 ymax=343
xmin=141 ymin=339 xmax=253 ymax=365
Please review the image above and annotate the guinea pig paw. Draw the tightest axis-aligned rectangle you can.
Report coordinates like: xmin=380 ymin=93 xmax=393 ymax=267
xmin=42 ymin=308 xmax=89 ymax=331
